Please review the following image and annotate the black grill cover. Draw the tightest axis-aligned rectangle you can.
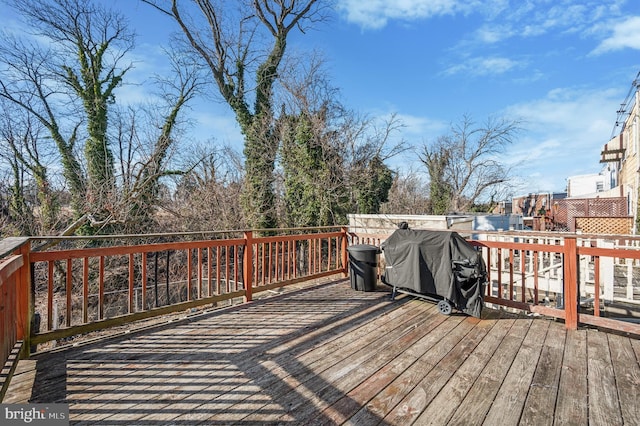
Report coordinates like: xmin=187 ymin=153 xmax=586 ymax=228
xmin=381 ymin=229 xmax=486 ymax=318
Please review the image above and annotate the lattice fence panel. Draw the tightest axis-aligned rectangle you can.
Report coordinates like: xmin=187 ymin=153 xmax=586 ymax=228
xmin=574 ymin=217 xmax=633 ymax=235
xmin=553 ymin=197 xmax=628 ymax=232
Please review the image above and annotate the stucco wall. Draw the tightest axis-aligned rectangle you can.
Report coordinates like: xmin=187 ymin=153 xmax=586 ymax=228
xmin=347 ymin=213 xmax=523 ymax=236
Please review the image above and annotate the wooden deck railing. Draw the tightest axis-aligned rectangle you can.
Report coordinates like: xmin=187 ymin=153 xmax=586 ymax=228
xmin=21 ymin=228 xmax=348 ymax=347
xmin=473 ymin=232 xmax=640 ymax=335
xmin=2 ymin=227 xmax=640 ymax=400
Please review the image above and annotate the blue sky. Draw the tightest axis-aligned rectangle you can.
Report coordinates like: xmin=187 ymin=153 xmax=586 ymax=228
xmin=302 ymin=0 xmax=640 ymax=194
xmin=3 ymin=0 xmax=640 ymax=197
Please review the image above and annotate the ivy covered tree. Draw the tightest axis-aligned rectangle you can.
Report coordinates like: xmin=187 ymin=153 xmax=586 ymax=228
xmin=143 ymin=0 xmax=326 ymax=230
xmin=0 ymin=0 xmax=199 ymax=235
xmin=115 ymin=52 xmax=202 ymax=232
xmin=420 ymin=137 xmax=453 ymax=215
xmin=280 ymin=112 xmax=347 ymax=227
xmin=277 ymin=56 xmax=404 ymax=226
xmin=0 ymin=0 xmax=132 ymax=229
xmin=0 ymin=103 xmax=53 ymax=235
xmin=8 ymin=0 xmax=135 ymax=221
xmin=354 ymin=155 xmax=394 ymax=214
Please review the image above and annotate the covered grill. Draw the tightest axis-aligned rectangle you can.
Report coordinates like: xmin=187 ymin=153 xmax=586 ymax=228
xmin=381 ymin=228 xmax=487 ymax=318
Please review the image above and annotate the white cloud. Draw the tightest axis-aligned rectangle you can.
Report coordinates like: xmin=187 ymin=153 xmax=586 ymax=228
xmin=393 ymin=113 xmax=448 ymax=136
xmin=337 ymin=0 xmax=625 ymax=38
xmin=336 ymin=0 xmax=482 ymax=30
xmin=592 ymin=16 xmax=640 ymax=54
xmin=113 ymin=83 xmax=160 ymax=106
xmin=375 ymin=87 xmax=624 ymax=193
xmin=505 ymin=87 xmax=618 ymax=135
xmin=444 ymin=56 xmax=524 ymax=77
xmin=435 ymin=2 xmax=629 ymax=84
xmin=501 ymin=87 xmax=621 ymax=191
xmin=476 ymin=25 xmax=514 ymax=43
xmin=468 ymin=1 xmax=626 ymax=45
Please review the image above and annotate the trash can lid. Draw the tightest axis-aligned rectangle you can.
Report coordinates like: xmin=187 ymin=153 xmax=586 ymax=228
xmin=347 ymin=244 xmax=380 ymax=253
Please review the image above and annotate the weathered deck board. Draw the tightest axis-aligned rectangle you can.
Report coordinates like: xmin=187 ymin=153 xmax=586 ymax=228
xmin=555 ymin=328 xmax=589 ymax=426
xmin=218 ymin=298 xmax=437 ymax=423
xmin=344 ymin=316 xmax=492 ymax=425
xmin=4 ymin=278 xmax=640 ymax=425
xmin=383 ymin=314 xmax=515 ymax=425
xmin=482 ymin=318 xmax=549 ymax=426
xmin=608 ymin=333 xmax=640 ymax=425
xmin=263 ymin=303 xmax=445 ymax=423
xmin=417 ymin=317 xmax=534 ymax=425
xmin=519 ymin=322 xmax=566 ymax=426
xmin=308 ymin=313 xmax=470 ymax=425
xmin=587 ymin=330 xmax=623 ymax=426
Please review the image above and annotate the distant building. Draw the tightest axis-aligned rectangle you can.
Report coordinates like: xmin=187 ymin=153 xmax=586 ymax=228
xmin=491 ymin=200 xmax=512 ymax=215
xmin=511 ymin=192 xmax=567 ymax=218
xmin=566 ymin=165 xmax=616 ymax=198
xmin=600 ymin=71 xmax=640 ymax=230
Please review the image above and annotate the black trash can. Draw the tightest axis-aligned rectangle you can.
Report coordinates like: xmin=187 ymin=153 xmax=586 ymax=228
xmin=347 ymin=244 xmax=380 ymax=292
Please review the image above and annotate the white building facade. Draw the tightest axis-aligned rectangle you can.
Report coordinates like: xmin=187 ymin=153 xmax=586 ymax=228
xmin=566 ymin=165 xmax=617 ymax=198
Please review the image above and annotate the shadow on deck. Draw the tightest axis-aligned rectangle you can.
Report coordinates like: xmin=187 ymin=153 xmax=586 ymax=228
xmin=4 ymin=278 xmax=640 ymax=425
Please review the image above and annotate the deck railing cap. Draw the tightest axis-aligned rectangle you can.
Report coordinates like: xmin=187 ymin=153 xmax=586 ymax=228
xmin=0 ymin=237 xmax=30 ymax=259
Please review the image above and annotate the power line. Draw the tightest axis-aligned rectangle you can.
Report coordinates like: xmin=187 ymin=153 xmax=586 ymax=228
xmin=610 ymin=69 xmax=640 ymax=140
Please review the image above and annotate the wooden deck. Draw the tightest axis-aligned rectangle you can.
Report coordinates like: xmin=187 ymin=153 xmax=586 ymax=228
xmin=5 ymin=278 xmax=640 ymax=425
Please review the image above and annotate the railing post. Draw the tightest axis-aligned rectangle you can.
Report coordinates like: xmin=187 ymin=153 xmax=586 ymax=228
xmin=243 ymin=231 xmax=253 ymax=302
xmin=341 ymin=227 xmax=349 ymax=278
xmin=2 ymin=238 xmax=32 ymax=358
xmin=600 ymin=239 xmax=614 ymax=302
xmin=17 ymin=243 xmax=31 ymax=350
xmin=563 ymin=237 xmax=579 ymax=330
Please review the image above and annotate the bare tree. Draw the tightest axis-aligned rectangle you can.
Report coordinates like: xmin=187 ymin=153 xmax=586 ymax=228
xmin=0 ymin=100 xmax=56 ymax=234
xmin=170 ymin=144 xmax=246 ymax=231
xmin=419 ymin=114 xmax=522 ymax=214
xmin=0 ymin=33 xmax=86 ymax=217
xmin=381 ymin=169 xmax=430 ymax=215
xmin=338 ymin=111 xmax=407 ymax=215
xmin=142 ymin=0 xmax=328 ymax=229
